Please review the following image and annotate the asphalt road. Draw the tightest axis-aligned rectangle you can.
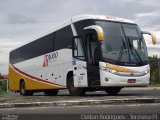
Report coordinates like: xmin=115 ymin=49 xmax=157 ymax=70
xmin=46 ymin=87 xmax=160 ymax=97
xmin=0 ymin=88 xmax=160 ymax=104
xmin=27 ymin=87 xmax=160 ymax=96
xmin=0 ymin=88 xmax=160 ymax=120
xmin=0 ymin=103 xmax=159 ymax=114
xmin=1 ymin=104 xmax=159 ymax=120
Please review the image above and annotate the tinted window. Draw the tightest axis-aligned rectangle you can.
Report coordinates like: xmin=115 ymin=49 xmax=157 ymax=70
xmin=10 ymin=33 xmax=54 ymax=64
xmin=74 ymin=19 xmax=95 ymax=37
xmin=73 ymin=37 xmax=85 ymax=60
xmin=95 ymin=21 xmax=126 ymax=61
xmin=54 ymin=25 xmax=73 ymax=50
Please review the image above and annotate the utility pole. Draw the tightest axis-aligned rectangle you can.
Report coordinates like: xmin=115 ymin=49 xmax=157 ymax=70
xmin=158 ymin=59 xmax=160 ymax=82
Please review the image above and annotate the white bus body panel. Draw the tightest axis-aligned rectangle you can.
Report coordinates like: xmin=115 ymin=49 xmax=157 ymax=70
xmin=73 ymin=59 xmax=88 ymax=87
xmin=14 ymin=49 xmax=73 ymax=87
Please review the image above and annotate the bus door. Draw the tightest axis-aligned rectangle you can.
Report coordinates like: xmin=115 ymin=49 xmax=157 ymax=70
xmin=73 ymin=37 xmax=88 ymax=87
xmin=85 ymin=31 xmax=100 ymax=86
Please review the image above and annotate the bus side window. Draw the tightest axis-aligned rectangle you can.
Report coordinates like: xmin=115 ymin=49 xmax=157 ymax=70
xmin=73 ymin=37 xmax=86 ymax=60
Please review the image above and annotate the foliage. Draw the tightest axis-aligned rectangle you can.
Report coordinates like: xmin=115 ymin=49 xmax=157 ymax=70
xmin=0 ymin=79 xmax=7 ymax=94
xmin=0 ymin=73 xmax=8 ymax=94
xmin=149 ymin=55 xmax=160 ymax=84
xmin=0 ymin=73 xmax=3 ymax=79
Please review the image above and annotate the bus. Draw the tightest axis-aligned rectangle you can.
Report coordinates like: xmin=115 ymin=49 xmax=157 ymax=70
xmin=9 ymin=15 xmax=156 ymax=96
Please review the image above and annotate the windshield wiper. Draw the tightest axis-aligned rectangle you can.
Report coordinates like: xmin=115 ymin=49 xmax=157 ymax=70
xmin=117 ymin=41 xmax=126 ymax=64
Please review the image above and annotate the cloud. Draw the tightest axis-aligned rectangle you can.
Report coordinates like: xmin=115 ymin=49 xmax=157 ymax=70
xmin=136 ymin=0 xmax=160 ymax=6
xmin=135 ymin=11 xmax=160 ymax=31
xmin=0 ymin=41 xmax=23 ymax=50
xmin=0 ymin=41 xmax=22 ymax=74
xmin=0 ymin=0 xmax=159 ymax=24
xmin=0 ymin=52 xmax=9 ymax=74
xmin=0 ymin=0 xmax=160 ymax=74
xmin=7 ymin=14 xmax=37 ymax=24
xmin=0 ymin=62 xmax=9 ymax=74
xmin=136 ymin=11 xmax=160 ymax=17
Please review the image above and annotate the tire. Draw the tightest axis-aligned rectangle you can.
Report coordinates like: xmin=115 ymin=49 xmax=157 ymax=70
xmin=20 ymin=81 xmax=33 ymax=96
xmin=67 ymin=76 xmax=85 ymax=96
xmin=20 ymin=81 xmax=27 ymax=96
xmin=27 ymin=91 xmax=33 ymax=96
xmin=44 ymin=89 xmax=58 ymax=96
xmin=105 ymin=87 xmax=122 ymax=95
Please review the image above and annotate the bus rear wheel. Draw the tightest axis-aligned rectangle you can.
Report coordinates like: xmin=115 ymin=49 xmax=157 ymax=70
xmin=20 ymin=81 xmax=33 ymax=96
xmin=44 ymin=90 xmax=58 ymax=96
xmin=105 ymin=87 xmax=122 ymax=95
xmin=67 ymin=76 xmax=86 ymax=96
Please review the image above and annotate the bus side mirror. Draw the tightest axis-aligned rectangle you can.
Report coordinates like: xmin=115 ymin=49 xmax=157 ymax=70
xmin=84 ymin=25 xmax=104 ymax=41
xmin=142 ymin=31 xmax=156 ymax=45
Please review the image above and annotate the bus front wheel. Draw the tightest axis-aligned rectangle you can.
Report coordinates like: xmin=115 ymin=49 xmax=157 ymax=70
xmin=67 ymin=76 xmax=85 ymax=96
xmin=105 ymin=87 xmax=122 ymax=95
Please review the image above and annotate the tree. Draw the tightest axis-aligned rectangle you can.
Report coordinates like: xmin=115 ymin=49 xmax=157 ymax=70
xmin=149 ymin=55 xmax=160 ymax=84
xmin=0 ymin=73 xmax=3 ymax=79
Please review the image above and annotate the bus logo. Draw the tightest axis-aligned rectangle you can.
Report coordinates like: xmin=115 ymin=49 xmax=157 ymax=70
xmin=43 ymin=52 xmax=58 ymax=67
xmin=43 ymin=55 xmax=48 ymax=67
xmin=106 ymin=16 xmax=116 ymax=20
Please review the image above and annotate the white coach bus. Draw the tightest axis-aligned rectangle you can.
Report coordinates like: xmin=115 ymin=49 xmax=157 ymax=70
xmin=9 ymin=15 xmax=156 ymax=96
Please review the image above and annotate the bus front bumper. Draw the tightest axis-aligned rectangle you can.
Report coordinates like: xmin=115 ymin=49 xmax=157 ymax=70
xmin=99 ymin=64 xmax=150 ymax=87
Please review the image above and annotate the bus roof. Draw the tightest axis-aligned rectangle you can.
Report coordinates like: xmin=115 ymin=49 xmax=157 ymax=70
xmin=72 ymin=15 xmax=135 ymax=24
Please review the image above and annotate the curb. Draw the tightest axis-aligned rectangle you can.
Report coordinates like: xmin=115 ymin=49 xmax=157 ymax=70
xmin=125 ymin=87 xmax=160 ymax=90
xmin=0 ymin=98 xmax=160 ymax=108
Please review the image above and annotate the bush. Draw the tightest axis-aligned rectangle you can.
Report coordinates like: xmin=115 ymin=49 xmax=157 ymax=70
xmin=0 ymin=79 xmax=7 ymax=91
xmin=149 ymin=55 xmax=160 ymax=84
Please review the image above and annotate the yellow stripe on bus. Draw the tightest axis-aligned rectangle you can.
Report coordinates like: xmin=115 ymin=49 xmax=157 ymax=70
xmin=9 ymin=65 xmax=65 ymax=91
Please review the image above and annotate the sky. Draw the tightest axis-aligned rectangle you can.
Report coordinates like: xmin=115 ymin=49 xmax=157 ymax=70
xmin=0 ymin=0 xmax=160 ymax=74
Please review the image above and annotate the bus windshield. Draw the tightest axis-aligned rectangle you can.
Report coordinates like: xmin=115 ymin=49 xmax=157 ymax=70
xmin=95 ymin=21 xmax=148 ymax=66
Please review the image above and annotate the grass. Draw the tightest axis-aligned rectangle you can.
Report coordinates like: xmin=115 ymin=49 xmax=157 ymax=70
xmin=148 ymin=80 xmax=160 ymax=87
xmin=0 ymin=90 xmax=8 ymax=103
xmin=148 ymin=84 xmax=160 ymax=87
xmin=0 ymin=99 xmax=7 ymax=103
xmin=0 ymin=90 xmax=7 ymax=95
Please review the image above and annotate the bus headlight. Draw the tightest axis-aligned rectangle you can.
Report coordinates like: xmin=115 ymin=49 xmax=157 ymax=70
xmin=144 ymin=69 xmax=150 ymax=74
xmin=107 ymin=69 xmax=117 ymax=74
xmin=111 ymin=70 xmax=117 ymax=74
xmin=144 ymin=70 xmax=148 ymax=74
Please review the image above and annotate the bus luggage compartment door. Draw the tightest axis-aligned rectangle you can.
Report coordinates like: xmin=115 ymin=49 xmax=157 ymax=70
xmin=73 ymin=59 xmax=88 ymax=87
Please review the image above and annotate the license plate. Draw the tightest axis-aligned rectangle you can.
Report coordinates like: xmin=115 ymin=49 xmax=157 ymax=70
xmin=128 ymin=79 xmax=136 ymax=83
